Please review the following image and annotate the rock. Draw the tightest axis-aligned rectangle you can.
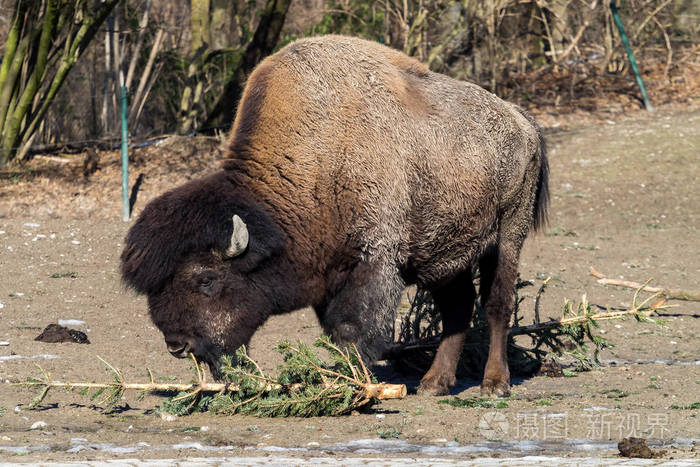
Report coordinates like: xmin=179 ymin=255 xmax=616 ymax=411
xmin=618 ymin=437 xmax=665 ymax=458
xmin=35 ymin=323 xmax=90 ymax=344
xmin=160 ymin=412 xmax=177 ymax=422
xmin=30 ymin=421 xmax=47 ymax=430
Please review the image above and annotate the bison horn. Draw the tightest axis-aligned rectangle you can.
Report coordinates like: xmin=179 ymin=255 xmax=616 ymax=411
xmin=225 ymin=215 xmax=249 ymax=258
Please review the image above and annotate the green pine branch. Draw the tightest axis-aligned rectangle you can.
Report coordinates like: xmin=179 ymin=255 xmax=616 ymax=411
xmin=18 ymin=336 xmax=406 ymax=417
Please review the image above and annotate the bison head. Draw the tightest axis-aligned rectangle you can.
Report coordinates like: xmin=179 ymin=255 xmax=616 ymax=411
xmin=144 ymin=216 xmax=263 ymax=379
xmin=120 ymin=173 xmax=285 ymax=380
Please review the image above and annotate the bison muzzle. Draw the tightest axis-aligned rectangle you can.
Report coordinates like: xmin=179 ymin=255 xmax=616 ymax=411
xmin=120 ymin=35 xmax=549 ymax=397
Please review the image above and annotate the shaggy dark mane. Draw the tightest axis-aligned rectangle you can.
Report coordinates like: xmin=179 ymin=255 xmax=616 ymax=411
xmin=121 ymin=172 xmax=240 ymax=294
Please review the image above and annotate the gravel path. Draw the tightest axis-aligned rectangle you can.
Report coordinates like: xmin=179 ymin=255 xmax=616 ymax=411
xmin=2 ymin=456 xmax=699 ymax=466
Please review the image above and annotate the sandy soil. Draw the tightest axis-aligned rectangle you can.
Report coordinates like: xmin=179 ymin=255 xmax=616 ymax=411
xmin=0 ymin=105 xmax=698 ymax=462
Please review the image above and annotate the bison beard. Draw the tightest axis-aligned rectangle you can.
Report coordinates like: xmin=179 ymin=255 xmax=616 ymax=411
xmin=120 ymin=35 xmax=549 ymax=397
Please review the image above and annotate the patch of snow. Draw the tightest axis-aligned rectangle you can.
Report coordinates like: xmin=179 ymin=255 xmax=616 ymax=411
xmin=68 ymin=442 xmax=140 ymax=454
xmin=260 ymin=445 xmax=307 ymax=453
xmin=0 ymin=354 xmax=59 ymax=362
xmin=170 ymin=442 xmax=236 ymax=452
xmin=0 ymin=444 xmax=50 ymax=454
xmin=58 ymin=319 xmax=86 ymax=327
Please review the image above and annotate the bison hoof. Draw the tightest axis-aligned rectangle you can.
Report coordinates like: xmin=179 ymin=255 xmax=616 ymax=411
xmin=479 ymin=379 xmax=511 ymax=398
xmin=418 ymin=374 xmax=455 ymax=396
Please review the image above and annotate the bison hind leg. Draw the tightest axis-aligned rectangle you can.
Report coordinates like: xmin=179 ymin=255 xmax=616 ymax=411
xmin=478 ymin=243 xmax=523 ymax=398
xmin=418 ymin=269 xmax=476 ymax=396
xmin=317 ymin=260 xmax=404 ymax=364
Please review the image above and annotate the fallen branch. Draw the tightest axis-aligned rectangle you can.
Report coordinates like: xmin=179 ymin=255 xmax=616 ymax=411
xmin=590 ymin=266 xmax=700 ymax=302
xmin=389 ymin=277 xmax=669 ymax=375
xmin=32 ymin=155 xmax=73 ymax=164
xmin=387 ymin=287 xmax=665 ymax=354
xmin=553 ymin=0 xmax=598 ymax=66
xmin=19 ymin=337 xmax=406 ymax=417
xmin=533 ymin=276 xmax=551 ymax=325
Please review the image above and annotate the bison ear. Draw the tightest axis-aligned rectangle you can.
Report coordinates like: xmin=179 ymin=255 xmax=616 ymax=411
xmin=225 ymin=214 xmax=249 ymax=258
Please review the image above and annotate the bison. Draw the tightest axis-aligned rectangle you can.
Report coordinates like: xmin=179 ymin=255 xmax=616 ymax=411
xmin=121 ymin=35 xmax=549 ymax=397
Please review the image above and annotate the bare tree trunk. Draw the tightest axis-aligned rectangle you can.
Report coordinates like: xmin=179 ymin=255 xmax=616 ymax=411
xmin=125 ymin=0 xmax=151 ymax=91
xmin=129 ymin=28 xmax=165 ymax=126
xmin=132 ymin=62 xmax=163 ymax=131
xmin=210 ymin=0 xmax=233 ymax=49
xmin=191 ymin=0 xmax=211 ymax=51
xmin=204 ymin=0 xmax=293 ymax=129
xmin=178 ymin=0 xmax=211 ymax=134
xmin=101 ymin=14 xmax=114 ymax=135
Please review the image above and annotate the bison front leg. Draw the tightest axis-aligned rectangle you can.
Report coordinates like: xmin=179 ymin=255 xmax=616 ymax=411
xmin=478 ymin=246 xmax=519 ymax=397
xmin=418 ymin=270 xmax=475 ymax=396
xmin=318 ymin=260 xmax=404 ymax=363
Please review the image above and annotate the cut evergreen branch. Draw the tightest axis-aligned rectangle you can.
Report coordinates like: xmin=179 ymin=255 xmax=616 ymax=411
xmin=389 ymin=276 xmax=668 ymax=377
xmin=19 ymin=336 xmax=406 ymax=417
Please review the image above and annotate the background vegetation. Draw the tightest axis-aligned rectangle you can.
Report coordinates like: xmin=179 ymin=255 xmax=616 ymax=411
xmin=0 ymin=0 xmax=697 ymax=166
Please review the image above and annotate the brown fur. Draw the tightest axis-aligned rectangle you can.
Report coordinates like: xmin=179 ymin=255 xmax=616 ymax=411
xmin=121 ymin=36 xmax=549 ymax=394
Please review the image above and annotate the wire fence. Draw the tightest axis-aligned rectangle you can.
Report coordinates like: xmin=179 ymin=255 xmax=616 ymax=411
xmin=1 ymin=125 xmax=229 ymax=158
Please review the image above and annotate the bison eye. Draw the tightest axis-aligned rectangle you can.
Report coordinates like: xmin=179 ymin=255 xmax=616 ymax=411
xmin=195 ymin=272 xmax=220 ymax=296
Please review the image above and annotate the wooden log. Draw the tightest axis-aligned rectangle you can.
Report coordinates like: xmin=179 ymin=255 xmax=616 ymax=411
xmin=20 ymin=379 xmax=407 ymax=401
xmin=590 ymin=267 xmax=700 ymax=302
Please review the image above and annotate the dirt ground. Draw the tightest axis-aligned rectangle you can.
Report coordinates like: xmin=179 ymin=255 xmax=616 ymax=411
xmin=0 ymin=104 xmax=698 ymax=462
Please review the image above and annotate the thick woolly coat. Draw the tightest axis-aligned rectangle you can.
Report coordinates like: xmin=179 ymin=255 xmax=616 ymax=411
xmin=121 ymin=35 xmax=548 ymax=364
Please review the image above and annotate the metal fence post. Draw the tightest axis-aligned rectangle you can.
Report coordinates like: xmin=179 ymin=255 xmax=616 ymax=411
xmin=120 ymin=85 xmax=130 ymax=221
xmin=610 ymin=1 xmax=653 ymax=112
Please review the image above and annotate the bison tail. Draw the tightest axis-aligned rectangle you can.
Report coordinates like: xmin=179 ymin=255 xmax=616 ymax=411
xmin=532 ymin=129 xmax=550 ymax=232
